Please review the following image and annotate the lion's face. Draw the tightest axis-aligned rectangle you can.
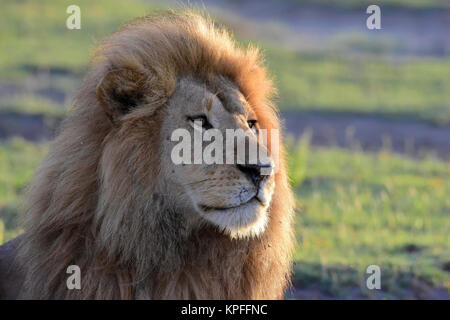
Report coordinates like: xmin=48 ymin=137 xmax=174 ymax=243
xmin=159 ymin=76 xmax=276 ymax=238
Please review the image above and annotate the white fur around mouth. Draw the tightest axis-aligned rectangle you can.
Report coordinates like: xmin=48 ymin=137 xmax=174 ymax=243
xmin=198 ymin=197 xmax=269 ymax=239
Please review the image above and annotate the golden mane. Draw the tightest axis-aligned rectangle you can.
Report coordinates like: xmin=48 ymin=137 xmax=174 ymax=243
xmin=17 ymin=10 xmax=295 ymax=299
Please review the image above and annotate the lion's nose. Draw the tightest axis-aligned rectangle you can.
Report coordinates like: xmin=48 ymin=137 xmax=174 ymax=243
xmin=237 ymin=163 xmax=271 ymax=186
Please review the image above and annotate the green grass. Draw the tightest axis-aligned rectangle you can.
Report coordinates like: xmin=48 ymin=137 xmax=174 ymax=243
xmin=0 ymin=0 xmax=163 ymax=116
xmin=0 ymin=139 xmax=48 ymax=243
xmin=1 ymin=139 xmax=449 ymax=298
xmin=0 ymin=95 xmax=66 ymax=117
xmin=265 ymin=48 xmax=450 ymax=124
xmin=0 ymin=0 xmax=164 ymax=79
xmin=288 ymin=138 xmax=450 ymax=298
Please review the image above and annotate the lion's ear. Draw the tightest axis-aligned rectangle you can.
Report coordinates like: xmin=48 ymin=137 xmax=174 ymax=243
xmin=96 ymin=68 xmax=150 ymax=124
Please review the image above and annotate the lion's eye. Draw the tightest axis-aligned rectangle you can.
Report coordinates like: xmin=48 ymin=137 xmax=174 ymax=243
xmin=247 ymin=119 xmax=258 ymax=134
xmin=188 ymin=115 xmax=213 ymax=130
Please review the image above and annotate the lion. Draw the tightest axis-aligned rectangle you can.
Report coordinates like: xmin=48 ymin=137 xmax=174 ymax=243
xmin=0 ymin=11 xmax=295 ymax=299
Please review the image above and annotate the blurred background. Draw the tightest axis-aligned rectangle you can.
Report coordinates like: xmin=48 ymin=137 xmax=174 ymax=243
xmin=0 ymin=0 xmax=449 ymax=299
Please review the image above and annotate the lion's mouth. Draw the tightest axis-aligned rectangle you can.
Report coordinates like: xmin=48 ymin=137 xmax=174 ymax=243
xmin=200 ymin=195 xmax=265 ymax=212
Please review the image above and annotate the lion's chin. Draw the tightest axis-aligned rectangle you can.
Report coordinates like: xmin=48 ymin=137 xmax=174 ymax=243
xmin=199 ymin=198 xmax=269 ymax=239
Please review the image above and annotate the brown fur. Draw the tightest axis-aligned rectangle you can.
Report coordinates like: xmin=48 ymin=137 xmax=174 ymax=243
xmin=16 ymin=11 xmax=295 ymax=299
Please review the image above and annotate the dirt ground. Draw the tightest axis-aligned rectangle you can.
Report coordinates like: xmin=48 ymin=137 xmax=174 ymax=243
xmin=282 ymin=111 xmax=450 ymax=160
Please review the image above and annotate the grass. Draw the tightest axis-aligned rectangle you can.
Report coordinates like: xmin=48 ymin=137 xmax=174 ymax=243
xmin=265 ymin=48 xmax=450 ymax=124
xmin=0 ymin=0 xmax=164 ymax=79
xmin=288 ymin=137 xmax=450 ymax=298
xmin=0 ymin=95 xmax=66 ymax=117
xmin=0 ymin=139 xmax=48 ymax=243
xmin=1 ymin=138 xmax=449 ymax=298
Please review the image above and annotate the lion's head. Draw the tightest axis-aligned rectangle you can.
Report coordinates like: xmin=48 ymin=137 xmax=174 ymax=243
xmin=17 ymin=11 xmax=295 ymax=300
xmin=103 ymin=74 xmax=277 ymax=239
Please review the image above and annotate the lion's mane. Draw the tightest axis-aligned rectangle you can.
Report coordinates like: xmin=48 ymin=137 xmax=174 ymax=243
xmin=17 ymin=11 xmax=295 ymax=299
